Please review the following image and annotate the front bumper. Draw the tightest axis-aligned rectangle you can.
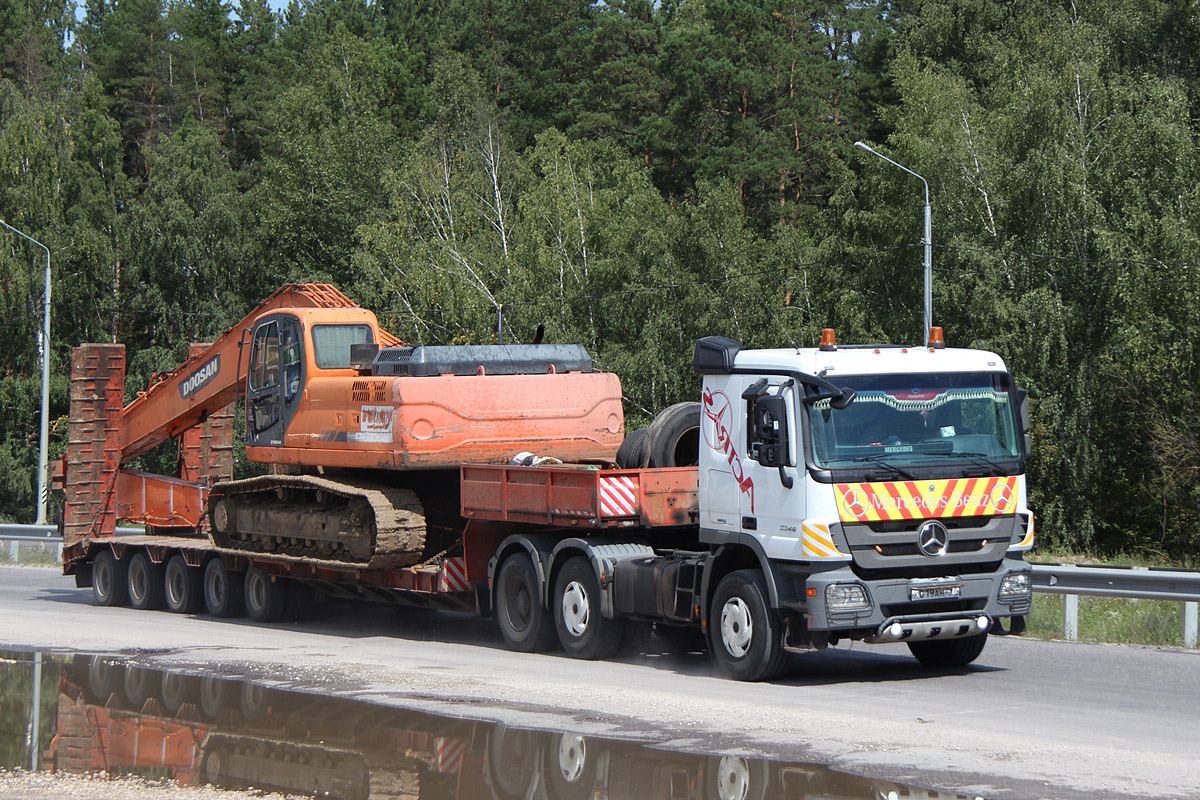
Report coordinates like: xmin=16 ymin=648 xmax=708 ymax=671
xmin=801 ymin=557 xmax=1032 ymax=639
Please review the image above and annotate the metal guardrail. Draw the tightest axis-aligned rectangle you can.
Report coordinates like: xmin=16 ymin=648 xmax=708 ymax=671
xmin=0 ymin=524 xmax=144 ymax=563
xmin=2 ymin=526 xmax=1196 ymax=648
xmin=1030 ymin=563 xmax=1199 ymax=648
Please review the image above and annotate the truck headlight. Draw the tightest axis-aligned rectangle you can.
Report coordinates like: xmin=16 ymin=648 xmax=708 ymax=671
xmin=826 ymin=583 xmax=870 ymax=611
xmin=999 ymin=572 xmax=1031 ymax=600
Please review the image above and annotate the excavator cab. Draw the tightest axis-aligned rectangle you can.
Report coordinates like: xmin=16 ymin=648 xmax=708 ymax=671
xmin=244 ymin=307 xmax=386 ymax=450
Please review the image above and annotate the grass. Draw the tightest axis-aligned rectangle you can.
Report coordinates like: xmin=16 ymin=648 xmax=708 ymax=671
xmin=1026 ymin=594 xmax=1190 ymax=647
xmin=0 ymin=543 xmax=61 ymax=567
xmin=1026 ymin=547 xmax=1195 ymax=648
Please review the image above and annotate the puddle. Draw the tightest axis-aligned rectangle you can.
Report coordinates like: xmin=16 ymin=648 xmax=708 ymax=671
xmin=0 ymin=650 xmax=984 ymax=799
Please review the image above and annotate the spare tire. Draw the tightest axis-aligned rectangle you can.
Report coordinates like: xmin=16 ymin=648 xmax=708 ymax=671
xmin=616 ymin=427 xmax=650 ymax=469
xmin=647 ymin=402 xmax=701 ymax=468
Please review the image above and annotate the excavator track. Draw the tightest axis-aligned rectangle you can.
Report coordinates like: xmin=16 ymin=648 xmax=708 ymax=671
xmin=207 ymin=475 xmax=426 ymax=568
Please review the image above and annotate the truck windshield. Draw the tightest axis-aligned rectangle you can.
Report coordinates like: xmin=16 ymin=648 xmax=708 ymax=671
xmin=807 ymin=372 xmax=1021 ymax=473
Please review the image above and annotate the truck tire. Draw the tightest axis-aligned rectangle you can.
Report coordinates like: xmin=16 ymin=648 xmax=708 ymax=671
xmin=907 ymin=632 xmax=988 ymax=667
xmin=553 ymin=556 xmax=626 ymax=660
xmin=547 ymin=732 xmax=591 ymax=800
xmin=495 ymin=553 xmax=557 ymax=652
xmin=86 ymin=656 xmax=120 ymax=698
xmin=647 ymin=402 xmax=700 ymax=467
xmin=123 ymin=665 xmax=159 ymax=708
xmin=203 ymin=559 xmax=245 ymax=618
xmin=615 ymin=427 xmax=650 ymax=469
xmin=199 ymin=675 xmax=231 ymax=719
xmin=92 ymin=550 xmax=128 ymax=607
xmin=244 ymin=566 xmax=287 ymax=623
xmin=708 ymin=570 xmax=789 ymax=682
xmin=705 ymin=755 xmax=772 ymax=800
xmin=162 ymin=672 xmax=198 ymax=712
xmin=127 ymin=552 xmax=165 ymax=610
xmin=164 ymin=555 xmax=204 ymax=614
xmin=487 ymin=726 xmax=538 ymax=800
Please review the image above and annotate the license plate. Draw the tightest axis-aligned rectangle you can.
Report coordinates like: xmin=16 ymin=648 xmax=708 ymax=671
xmin=910 ymin=585 xmax=961 ymax=601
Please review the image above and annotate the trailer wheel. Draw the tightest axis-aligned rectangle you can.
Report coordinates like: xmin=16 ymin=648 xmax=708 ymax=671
xmin=162 ymin=672 xmax=199 ymax=712
xmin=495 ymin=553 xmax=557 ymax=652
xmin=647 ymin=402 xmax=701 ymax=468
xmin=91 ymin=550 xmax=128 ymax=607
xmin=86 ymin=656 xmax=121 ymax=698
xmin=203 ymin=559 xmax=245 ymax=618
xmin=709 ymin=570 xmax=788 ymax=682
xmin=164 ymin=555 xmax=204 ymax=613
xmin=244 ymin=566 xmax=287 ymax=623
xmin=199 ymin=675 xmax=231 ymax=719
xmin=553 ymin=556 xmax=625 ymax=660
xmin=123 ymin=665 xmax=160 ymax=708
xmin=907 ymin=632 xmax=988 ymax=667
xmin=127 ymin=552 xmax=165 ymax=610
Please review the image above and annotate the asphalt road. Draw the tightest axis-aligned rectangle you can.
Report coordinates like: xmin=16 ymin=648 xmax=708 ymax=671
xmin=2 ymin=564 xmax=1198 ymax=800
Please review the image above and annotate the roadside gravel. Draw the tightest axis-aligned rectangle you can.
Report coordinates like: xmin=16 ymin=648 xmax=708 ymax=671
xmin=0 ymin=770 xmax=287 ymax=800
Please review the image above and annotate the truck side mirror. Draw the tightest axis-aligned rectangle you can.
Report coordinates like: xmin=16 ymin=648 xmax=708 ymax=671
xmin=1015 ymin=388 xmax=1030 ymax=433
xmin=755 ymin=395 xmax=790 ymax=468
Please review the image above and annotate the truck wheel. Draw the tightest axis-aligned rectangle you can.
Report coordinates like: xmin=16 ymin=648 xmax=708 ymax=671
xmin=553 ymin=556 xmax=625 ymax=659
xmin=92 ymin=550 xmax=129 ymax=607
xmin=487 ymin=726 xmax=538 ymax=800
xmin=547 ymin=733 xmax=591 ymax=800
xmin=164 ymin=555 xmax=204 ymax=613
xmin=648 ymin=402 xmax=700 ymax=467
xmin=908 ymin=632 xmax=987 ymax=667
xmin=203 ymin=559 xmax=245 ymax=618
xmin=709 ymin=570 xmax=788 ymax=682
xmin=127 ymin=552 xmax=165 ymax=610
xmin=244 ymin=566 xmax=287 ymax=623
xmin=705 ymin=755 xmax=772 ymax=800
xmin=495 ymin=553 xmax=557 ymax=652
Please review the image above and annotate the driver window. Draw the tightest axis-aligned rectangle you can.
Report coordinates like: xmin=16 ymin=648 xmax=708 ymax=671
xmin=250 ymin=321 xmax=280 ymax=391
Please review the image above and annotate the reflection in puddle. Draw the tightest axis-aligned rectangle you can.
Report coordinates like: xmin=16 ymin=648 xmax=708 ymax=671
xmin=0 ymin=651 xmax=981 ymax=800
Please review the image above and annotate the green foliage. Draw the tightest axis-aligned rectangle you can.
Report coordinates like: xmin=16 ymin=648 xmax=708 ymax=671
xmin=2 ymin=0 xmax=1200 ymax=559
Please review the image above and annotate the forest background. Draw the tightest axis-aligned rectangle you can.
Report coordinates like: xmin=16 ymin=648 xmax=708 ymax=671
xmin=1 ymin=0 xmax=1199 ymax=560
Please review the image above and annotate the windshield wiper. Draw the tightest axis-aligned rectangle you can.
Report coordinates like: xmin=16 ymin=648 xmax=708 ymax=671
xmin=835 ymin=453 xmax=918 ymax=480
xmin=915 ymin=450 xmax=1007 ymax=472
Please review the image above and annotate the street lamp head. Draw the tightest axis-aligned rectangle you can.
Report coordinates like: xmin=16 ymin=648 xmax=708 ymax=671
xmin=853 ymin=141 xmax=874 ymax=153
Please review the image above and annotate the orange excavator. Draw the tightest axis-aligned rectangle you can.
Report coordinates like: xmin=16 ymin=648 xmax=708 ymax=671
xmin=59 ymin=284 xmax=623 ymax=568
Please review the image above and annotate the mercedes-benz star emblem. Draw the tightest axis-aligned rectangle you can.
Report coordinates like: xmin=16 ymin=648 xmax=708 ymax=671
xmin=917 ymin=520 xmax=949 ymax=557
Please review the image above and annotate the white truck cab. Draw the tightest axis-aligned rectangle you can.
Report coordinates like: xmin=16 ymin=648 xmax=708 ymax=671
xmin=693 ymin=331 xmax=1034 ymax=674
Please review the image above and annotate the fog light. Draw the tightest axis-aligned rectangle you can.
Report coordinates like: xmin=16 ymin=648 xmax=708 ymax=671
xmin=975 ymin=615 xmax=991 ymax=630
xmin=826 ymin=583 xmax=870 ymax=611
xmin=999 ymin=572 xmax=1032 ymax=600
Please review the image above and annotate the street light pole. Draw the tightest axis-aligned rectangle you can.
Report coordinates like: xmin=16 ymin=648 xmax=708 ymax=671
xmin=0 ymin=219 xmax=52 ymax=526
xmin=853 ymin=141 xmax=933 ymax=343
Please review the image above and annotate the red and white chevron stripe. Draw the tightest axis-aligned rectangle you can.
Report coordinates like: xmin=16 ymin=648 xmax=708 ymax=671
xmin=438 ymin=557 xmax=470 ymax=592
xmin=435 ymin=736 xmax=468 ymax=773
xmin=599 ymin=475 xmax=638 ymax=517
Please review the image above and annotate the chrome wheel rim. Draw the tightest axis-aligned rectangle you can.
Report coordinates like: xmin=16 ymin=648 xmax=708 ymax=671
xmin=561 ymin=580 xmax=589 ymax=637
xmin=720 ymin=597 xmax=753 ymax=658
